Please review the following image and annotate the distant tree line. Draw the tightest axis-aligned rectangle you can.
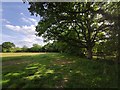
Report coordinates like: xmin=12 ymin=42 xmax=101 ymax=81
xmin=0 ymin=42 xmax=59 ymax=53
xmin=1 ymin=42 xmax=43 ymax=53
xmin=0 ymin=41 xmax=117 ymax=60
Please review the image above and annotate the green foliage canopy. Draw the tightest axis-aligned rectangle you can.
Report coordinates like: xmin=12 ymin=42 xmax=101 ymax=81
xmin=2 ymin=42 xmax=15 ymax=52
xmin=27 ymin=2 xmax=114 ymax=59
xmin=30 ymin=44 xmax=42 ymax=52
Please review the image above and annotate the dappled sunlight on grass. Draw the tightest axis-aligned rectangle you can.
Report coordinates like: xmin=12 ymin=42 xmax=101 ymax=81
xmin=26 ymin=66 xmax=38 ymax=70
xmin=2 ymin=79 xmax=10 ymax=85
xmin=5 ymin=73 xmax=21 ymax=77
xmin=2 ymin=53 xmax=118 ymax=88
xmin=25 ymin=75 xmax=41 ymax=80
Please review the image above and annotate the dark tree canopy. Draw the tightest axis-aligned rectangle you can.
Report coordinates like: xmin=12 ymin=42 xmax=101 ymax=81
xmin=27 ymin=2 xmax=118 ymax=59
xmin=2 ymin=42 xmax=15 ymax=49
xmin=2 ymin=42 xmax=15 ymax=52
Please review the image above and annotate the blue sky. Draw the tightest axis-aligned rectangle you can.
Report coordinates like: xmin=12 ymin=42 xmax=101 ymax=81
xmin=1 ymin=2 xmax=45 ymax=47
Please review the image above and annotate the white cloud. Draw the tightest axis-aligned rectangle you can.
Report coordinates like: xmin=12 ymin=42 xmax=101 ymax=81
xmin=2 ymin=19 xmax=11 ymax=24
xmin=20 ymin=35 xmax=45 ymax=47
xmin=5 ymin=24 xmax=35 ymax=35
xmin=20 ymin=13 xmax=24 ymax=15
xmin=14 ymin=34 xmax=45 ymax=48
xmin=21 ymin=17 xmax=31 ymax=24
xmin=2 ymin=34 xmax=16 ymax=44
xmin=2 ymin=33 xmax=44 ymax=48
xmin=5 ymin=24 xmax=45 ymax=47
xmin=20 ymin=12 xmax=38 ymax=25
xmin=2 ymin=13 xmax=43 ymax=48
xmin=28 ymin=18 xmax=38 ymax=25
xmin=21 ymin=17 xmax=38 ymax=25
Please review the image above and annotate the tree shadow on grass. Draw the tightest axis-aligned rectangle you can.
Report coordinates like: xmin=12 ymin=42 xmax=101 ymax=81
xmin=2 ymin=53 xmax=118 ymax=89
xmin=64 ymin=59 xmax=118 ymax=88
xmin=2 ymin=53 xmax=71 ymax=89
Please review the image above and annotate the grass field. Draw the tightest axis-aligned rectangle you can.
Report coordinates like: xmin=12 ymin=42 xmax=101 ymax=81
xmin=1 ymin=53 xmax=118 ymax=88
xmin=0 ymin=53 xmax=45 ymax=57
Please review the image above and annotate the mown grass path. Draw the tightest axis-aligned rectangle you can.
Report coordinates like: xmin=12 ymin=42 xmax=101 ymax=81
xmin=1 ymin=53 xmax=118 ymax=89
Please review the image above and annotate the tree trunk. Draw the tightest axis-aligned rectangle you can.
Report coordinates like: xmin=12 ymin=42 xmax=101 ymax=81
xmin=117 ymin=24 xmax=120 ymax=63
xmin=87 ymin=47 xmax=92 ymax=59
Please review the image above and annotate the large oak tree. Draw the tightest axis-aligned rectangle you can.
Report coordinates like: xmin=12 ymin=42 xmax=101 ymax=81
xmin=27 ymin=2 xmax=114 ymax=59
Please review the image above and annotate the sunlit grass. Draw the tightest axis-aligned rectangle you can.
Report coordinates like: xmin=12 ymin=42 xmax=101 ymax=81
xmin=2 ymin=53 xmax=118 ymax=88
xmin=0 ymin=52 xmax=46 ymax=57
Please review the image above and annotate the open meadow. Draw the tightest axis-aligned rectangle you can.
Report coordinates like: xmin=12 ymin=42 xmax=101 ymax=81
xmin=1 ymin=53 xmax=118 ymax=89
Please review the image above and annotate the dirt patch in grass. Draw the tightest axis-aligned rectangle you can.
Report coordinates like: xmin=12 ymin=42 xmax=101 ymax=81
xmin=53 ymin=59 xmax=74 ymax=65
